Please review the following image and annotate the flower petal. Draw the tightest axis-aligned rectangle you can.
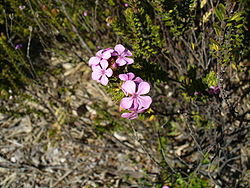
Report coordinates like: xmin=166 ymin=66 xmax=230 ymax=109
xmin=114 ymin=44 xmax=125 ymax=55
xmin=104 ymin=48 xmax=114 ymax=54
xmin=129 ymin=100 xmax=139 ymax=110
xmin=100 ymin=60 xmax=109 ymax=69
xmin=102 ymin=50 xmax=112 ymax=59
xmin=119 ymin=74 xmax=128 ymax=81
xmin=105 ymin=68 xmax=113 ymax=77
xmin=121 ymin=112 xmax=138 ymax=119
xmin=92 ymin=71 xmax=102 ymax=80
xmin=121 ymin=112 xmax=131 ymax=118
xmin=137 ymin=82 xmax=150 ymax=95
xmin=119 ymin=72 xmax=135 ymax=81
xmin=127 ymin=72 xmax=135 ymax=80
xmin=121 ymin=88 xmax=128 ymax=96
xmin=89 ymin=57 xmax=100 ymax=66
xmin=96 ymin=49 xmax=104 ymax=57
xmin=116 ymin=57 xmax=127 ymax=66
xmin=134 ymin=77 xmax=143 ymax=84
xmin=136 ymin=107 xmax=147 ymax=113
xmin=137 ymin=96 xmax=152 ymax=109
xmin=120 ymin=97 xmax=134 ymax=109
xmin=100 ymin=75 xmax=109 ymax=86
xmin=124 ymin=57 xmax=134 ymax=65
xmin=123 ymin=49 xmax=132 ymax=56
xmin=122 ymin=80 xmax=136 ymax=95
xmin=91 ymin=65 xmax=101 ymax=71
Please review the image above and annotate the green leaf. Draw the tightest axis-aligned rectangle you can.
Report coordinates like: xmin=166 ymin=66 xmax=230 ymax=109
xmin=215 ymin=3 xmax=226 ymax=21
xmin=235 ymin=24 xmax=244 ymax=28
xmin=209 ymin=38 xmax=220 ymax=46
xmin=229 ymin=12 xmax=243 ymax=22
xmin=218 ymin=4 xmax=226 ymax=16
xmin=215 ymin=8 xmax=224 ymax=21
xmin=213 ymin=23 xmax=221 ymax=36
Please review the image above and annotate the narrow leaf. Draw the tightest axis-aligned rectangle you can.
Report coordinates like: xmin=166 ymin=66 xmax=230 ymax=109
xmin=213 ymin=23 xmax=221 ymax=36
xmin=229 ymin=12 xmax=243 ymax=22
xmin=215 ymin=7 xmax=224 ymax=21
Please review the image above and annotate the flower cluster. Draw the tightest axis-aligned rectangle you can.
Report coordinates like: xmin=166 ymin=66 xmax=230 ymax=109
xmin=88 ymin=44 xmax=152 ymax=119
xmin=89 ymin=44 xmax=133 ymax=86
xmin=119 ymin=73 xmax=152 ymax=119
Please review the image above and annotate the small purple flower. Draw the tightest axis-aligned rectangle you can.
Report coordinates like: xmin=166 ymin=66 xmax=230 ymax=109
xmin=162 ymin=186 xmax=170 ymax=188
xmin=19 ymin=5 xmax=25 ymax=10
xmin=119 ymin=72 xmax=135 ymax=81
xmin=124 ymin=3 xmax=129 ymax=7
xmin=92 ymin=60 xmax=113 ymax=86
xmin=113 ymin=44 xmax=134 ymax=66
xmin=120 ymin=80 xmax=152 ymax=109
xmin=83 ymin=11 xmax=88 ymax=16
xmin=88 ymin=48 xmax=114 ymax=66
xmin=208 ymin=85 xmax=220 ymax=95
xmin=15 ymin=44 xmax=23 ymax=50
xmin=194 ymin=91 xmax=201 ymax=96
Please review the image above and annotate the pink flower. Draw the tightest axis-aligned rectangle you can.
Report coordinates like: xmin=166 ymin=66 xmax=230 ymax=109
xmin=113 ymin=44 xmax=134 ymax=66
xmin=162 ymin=186 xmax=170 ymax=188
xmin=124 ymin=3 xmax=129 ymax=7
xmin=119 ymin=72 xmax=135 ymax=81
xmin=89 ymin=48 xmax=114 ymax=66
xmin=15 ymin=44 xmax=23 ymax=50
xmin=208 ymin=85 xmax=220 ymax=95
xmin=83 ymin=11 xmax=88 ymax=16
xmin=119 ymin=72 xmax=143 ymax=83
xmin=121 ymin=107 xmax=146 ymax=119
xmin=120 ymin=80 xmax=152 ymax=109
xmin=194 ymin=91 xmax=201 ymax=95
xmin=19 ymin=5 xmax=25 ymax=10
xmin=119 ymin=73 xmax=143 ymax=95
xmin=92 ymin=60 xmax=113 ymax=86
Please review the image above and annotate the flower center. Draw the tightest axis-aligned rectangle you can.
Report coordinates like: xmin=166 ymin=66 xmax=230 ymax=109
xmin=132 ymin=93 xmax=138 ymax=98
xmin=101 ymin=69 xmax=106 ymax=75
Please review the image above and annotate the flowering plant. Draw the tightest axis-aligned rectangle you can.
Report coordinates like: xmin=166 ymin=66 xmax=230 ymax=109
xmin=208 ymin=85 xmax=220 ymax=95
xmin=88 ymin=44 xmax=152 ymax=119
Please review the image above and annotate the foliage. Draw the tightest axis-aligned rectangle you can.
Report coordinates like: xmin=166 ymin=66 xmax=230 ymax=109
xmin=0 ymin=0 xmax=249 ymax=187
